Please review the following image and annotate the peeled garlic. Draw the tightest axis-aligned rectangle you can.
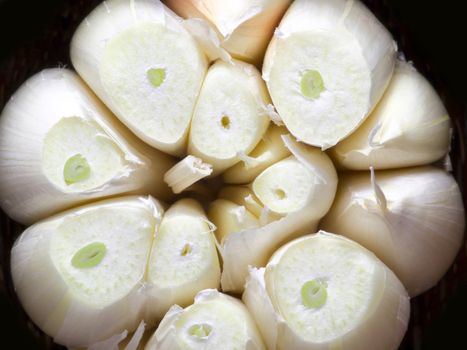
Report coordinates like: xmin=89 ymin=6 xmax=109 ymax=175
xmin=321 ymin=166 xmax=465 ymax=296
xmin=145 ymin=289 xmax=266 ymax=350
xmin=10 ymin=196 xmax=164 ymax=348
xmin=223 ymin=125 xmax=291 ymax=184
xmin=145 ymin=199 xmax=221 ymax=321
xmin=0 ymin=69 xmax=174 ymax=225
xmin=243 ymin=231 xmax=410 ymax=349
xmin=70 ymin=0 xmax=207 ymax=155
xmin=165 ymin=0 xmax=292 ymax=65
xmin=188 ymin=59 xmax=270 ymax=175
xmin=211 ymin=136 xmax=337 ymax=292
xmin=263 ymin=0 xmax=396 ymax=149
xmin=330 ymin=60 xmax=451 ymax=169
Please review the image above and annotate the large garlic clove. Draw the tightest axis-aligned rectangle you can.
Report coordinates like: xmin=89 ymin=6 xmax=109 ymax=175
xmin=70 ymin=0 xmax=207 ymax=156
xmin=0 ymin=69 xmax=174 ymax=225
xmin=223 ymin=125 xmax=291 ymax=184
xmin=145 ymin=289 xmax=266 ymax=350
xmin=188 ymin=59 xmax=271 ymax=175
xmin=145 ymin=199 xmax=221 ymax=321
xmin=263 ymin=0 xmax=396 ymax=149
xmin=243 ymin=231 xmax=410 ymax=350
xmin=165 ymin=0 xmax=292 ymax=65
xmin=10 ymin=196 xmax=164 ymax=348
xmin=321 ymin=166 xmax=465 ymax=296
xmin=330 ymin=60 xmax=451 ymax=170
xmin=212 ymin=136 xmax=337 ymax=293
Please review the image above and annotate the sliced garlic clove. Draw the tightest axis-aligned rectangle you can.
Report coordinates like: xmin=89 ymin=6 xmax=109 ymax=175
xmin=243 ymin=231 xmax=410 ymax=350
xmin=165 ymin=0 xmax=292 ymax=65
xmin=145 ymin=289 xmax=266 ymax=350
xmin=223 ymin=125 xmax=291 ymax=184
xmin=145 ymin=199 xmax=221 ymax=321
xmin=188 ymin=59 xmax=271 ymax=175
xmin=164 ymin=156 xmax=213 ymax=194
xmin=10 ymin=196 xmax=164 ymax=348
xmin=321 ymin=166 xmax=465 ymax=296
xmin=70 ymin=0 xmax=208 ymax=156
xmin=263 ymin=0 xmax=396 ymax=149
xmin=330 ymin=60 xmax=451 ymax=169
xmin=0 ymin=68 xmax=174 ymax=225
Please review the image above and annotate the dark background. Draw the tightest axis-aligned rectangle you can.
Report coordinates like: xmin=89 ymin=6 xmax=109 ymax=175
xmin=0 ymin=0 xmax=466 ymax=349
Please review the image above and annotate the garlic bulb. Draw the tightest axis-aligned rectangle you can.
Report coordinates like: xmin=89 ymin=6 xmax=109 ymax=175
xmin=144 ymin=199 xmax=221 ymax=321
xmin=210 ymin=136 xmax=337 ymax=292
xmin=243 ymin=231 xmax=410 ymax=350
xmin=165 ymin=0 xmax=292 ymax=65
xmin=223 ymin=125 xmax=291 ymax=184
xmin=263 ymin=0 xmax=396 ymax=149
xmin=188 ymin=59 xmax=271 ymax=175
xmin=330 ymin=60 xmax=451 ymax=169
xmin=70 ymin=0 xmax=207 ymax=156
xmin=145 ymin=289 xmax=266 ymax=350
xmin=321 ymin=166 xmax=465 ymax=296
xmin=0 ymin=69 xmax=174 ymax=225
xmin=11 ymin=196 xmax=164 ymax=348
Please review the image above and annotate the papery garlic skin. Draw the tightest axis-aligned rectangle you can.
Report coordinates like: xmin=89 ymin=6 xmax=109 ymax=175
xmin=165 ymin=0 xmax=292 ymax=65
xmin=11 ymin=196 xmax=164 ymax=348
xmin=243 ymin=231 xmax=410 ymax=350
xmin=188 ymin=59 xmax=270 ymax=175
xmin=321 ymin=166 xmax=465 ymax=296
xmin=145 ymin=289 xmax=266 ymax=350
xmin=223 ymin=125 xmax=291 ymax=184
xmin=0 ymin=69 xmax=174 ymax=225
xmin=145 ymin=199 xmax=221 ymax=321
xmin=70 ymin=0 xmax=207 ymax=155
xmin=213 ymin=136 xmax=337 ymax=293
xmin=330 ymin=60 xmax=451 ymax=170
xmin=263 ymin=0 xmax=396 ymax=149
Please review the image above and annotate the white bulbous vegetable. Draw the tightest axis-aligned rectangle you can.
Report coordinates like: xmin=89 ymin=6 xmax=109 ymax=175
xmin=70 ymin=0 xmax=208 ymax=155
xmin=330 ymin=60 xmax=451 ymax=169
xmin=164 ymin=0 xmax=292 ymax=65
xmin=321 ymin=166 xmax=465 ymax=296
xmin=210 ymin=136 xmax=337 ymax=292
xmin=11 ymin=196 xmax=164 ymax=348
xmin=0 ymin=69 xmax=174 ymax=225
xmin=144 ymin=198 xmax=221 ymax=321
xmin=243 ymin=231 xmax=410 ymax=350
xmin=188 ymin=59 xmax=271 ymax=175
xmin=145 ymin=289 xmax=266 ymax=350
xmin=263 ymin=0 xmax=396 ymax=149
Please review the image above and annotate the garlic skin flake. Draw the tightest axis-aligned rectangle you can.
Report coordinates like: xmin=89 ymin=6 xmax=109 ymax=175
xmin=188 ymin=59 xmax=271 ymax=175
xmin=10 ymin=196 xmax=164 ymax=349
xmin=263 ymin=0 xmax=396 ymax=149
xmin=0 ymin=69 xmax=174 ymax=225
xmin=165 ymin=0 xmax=292 ymax=65
xmin=144 ymin=199 xmax=221 ymax=321
xmin=243 ymin=231 xmax=410 ymax=350
xmin=321 ymin=166 xmax=465 ymax=296
xmin=70 ymin=0 xmax=208 ymax=156
xmin=145 ymin=289 xmax=266 ymax=350
xmin=330 ymin=60 xmax=451 ymax=170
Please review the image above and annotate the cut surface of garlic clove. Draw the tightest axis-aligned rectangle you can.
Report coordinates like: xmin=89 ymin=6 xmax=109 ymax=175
xmin=165 ymin=0 xmax=292 ymax=65
xmin=320 ymin=166 xmax=465 ymax=296
xmin=0 ymin=68 xmax=174 ymax=225
xmin=188 ymin=59 xmax=270 ymax=175
xmin=263 ymin=0 xmax=396 ymax=149
xmin=70 ymin=0 xmax=207 ymax=155
xmin=10 ymin=196 xmax=164 ymax=348
xmin=223 ymin=124 xmax=291 ymax=184
xmin=330 ymin=60 xmax=451 ymax=170
xmin=145 ymin=289 xmax=266 ymax=350
xmin=243 ymin=231 xmax=410 ymax=350
xmin=145 ymin=199 xmax=221 ymax=321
